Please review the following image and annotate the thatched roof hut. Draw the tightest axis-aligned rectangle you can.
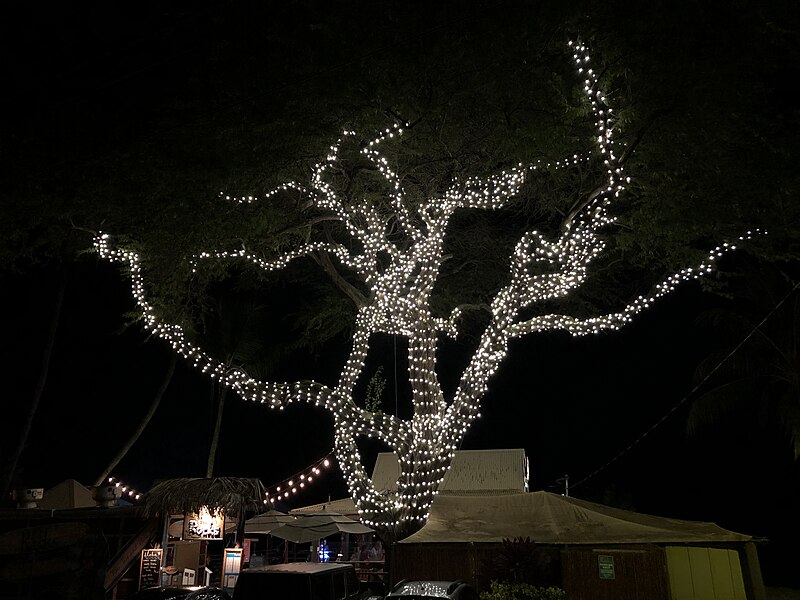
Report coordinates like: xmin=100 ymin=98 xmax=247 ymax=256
xmin=139 ymin=477 xmax=265 ymax=518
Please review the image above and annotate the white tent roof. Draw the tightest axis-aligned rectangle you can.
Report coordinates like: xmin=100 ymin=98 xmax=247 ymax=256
xmin=39 ymin=479 xmax=94 ymax=509
xmin=399 ymin=492 xmax=753 ymax=545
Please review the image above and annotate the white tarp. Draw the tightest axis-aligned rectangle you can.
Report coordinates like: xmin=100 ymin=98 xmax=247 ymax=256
xmin=400 ymin=492 xmax=752 ymax=545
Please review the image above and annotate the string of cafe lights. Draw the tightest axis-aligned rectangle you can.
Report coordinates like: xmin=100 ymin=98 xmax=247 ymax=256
xmin=106 ymin=476 xmax=144 ymax=501
xmin=95 ymin=41 xmax=760 ymax=528
xmin=264 ymin=454 xmax=335 ymax=505
xmin=105 ymin=454 xmax=335 ymax=506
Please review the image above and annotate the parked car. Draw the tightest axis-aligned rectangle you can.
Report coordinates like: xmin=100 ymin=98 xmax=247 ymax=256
xmin=233 ymin=562 xmax=370 ymax=600
xmin=385 ymin=580 xmax=478 ymax=600
xmin=131 ymin=585 xmax=232 ymax=600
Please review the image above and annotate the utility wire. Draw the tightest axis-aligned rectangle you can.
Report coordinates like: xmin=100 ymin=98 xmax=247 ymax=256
xmin=570 ymin=279 xmax=800 ymax=491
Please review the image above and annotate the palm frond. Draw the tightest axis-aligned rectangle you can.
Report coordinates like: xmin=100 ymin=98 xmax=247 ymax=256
xmin=686 ymin=378 xmax=760 ymax=437
xmin=776 ymin=394 xmax=800 ymax=461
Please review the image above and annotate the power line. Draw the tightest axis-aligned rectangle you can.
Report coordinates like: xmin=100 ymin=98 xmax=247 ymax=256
xmin=570 ymin=279 xmax=800 ymax=491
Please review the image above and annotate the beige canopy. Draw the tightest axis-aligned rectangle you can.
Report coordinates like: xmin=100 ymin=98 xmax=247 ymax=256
xmin=400 ymin=492 xmax=752 ymax=545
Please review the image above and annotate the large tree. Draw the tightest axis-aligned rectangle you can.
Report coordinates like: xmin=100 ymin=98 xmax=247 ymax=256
xmin=95 ymin=43 xmax=757 ymax=530
xmin=2 ymin=0 xmax=796 ymax=513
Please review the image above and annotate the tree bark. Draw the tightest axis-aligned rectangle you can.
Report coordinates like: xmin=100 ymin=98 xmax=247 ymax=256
xmin=206 ymin=384 xmax=229 ymax=478
xmin=93 ymin=353 xmax=177 ymax=487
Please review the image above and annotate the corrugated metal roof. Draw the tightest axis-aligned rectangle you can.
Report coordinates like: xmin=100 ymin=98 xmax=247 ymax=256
xmin=371 ymin=448 xmax=528 ymax=495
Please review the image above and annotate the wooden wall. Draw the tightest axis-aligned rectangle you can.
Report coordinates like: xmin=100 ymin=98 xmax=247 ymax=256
xmin=392 ymin=542 xmax=670 ymax=598
xmin=561 ymin=547 xmax=670 ymax=600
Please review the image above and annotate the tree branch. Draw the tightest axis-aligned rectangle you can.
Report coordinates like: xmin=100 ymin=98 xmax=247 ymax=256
xmin=313 ymin=250 xmax=369 ymax=308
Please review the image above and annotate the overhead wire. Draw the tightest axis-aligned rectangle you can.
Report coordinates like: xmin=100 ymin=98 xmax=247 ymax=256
xmin=570 ymin=279 xmax=800 ymax=492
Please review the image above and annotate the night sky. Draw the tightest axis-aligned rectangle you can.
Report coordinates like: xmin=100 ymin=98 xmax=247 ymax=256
xmin=2 ymin=0 xmax=798 ymax=588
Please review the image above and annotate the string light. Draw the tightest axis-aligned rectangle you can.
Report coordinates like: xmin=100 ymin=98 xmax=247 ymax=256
xmin=263 ymin=454 xmax=335 ymax=505
xmin=107 ymin=476 xmax=143 ymax=501
xmin=95 ymin=42 xmax=761 ymax=528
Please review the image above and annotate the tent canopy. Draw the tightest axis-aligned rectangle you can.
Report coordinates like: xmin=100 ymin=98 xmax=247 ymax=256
xmin=400 ymin=492 xmax=752 ymax=545
xmin=40 ymin=479 xmax=94 ymax=509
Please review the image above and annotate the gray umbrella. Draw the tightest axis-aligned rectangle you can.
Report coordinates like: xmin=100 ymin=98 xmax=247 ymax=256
xmin=244 ymin=509 xmax=295 ymax=534
xmin=268 ymin=510 xmax=373 ymax=543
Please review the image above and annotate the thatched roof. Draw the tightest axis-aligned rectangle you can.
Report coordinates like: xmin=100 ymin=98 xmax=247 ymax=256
xmin=139 ymin=477 xmax=265 ymax=517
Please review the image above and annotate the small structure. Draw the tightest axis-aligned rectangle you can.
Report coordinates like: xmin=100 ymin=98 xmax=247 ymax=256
xmin=37 ymin=479 xmax=96 ymax=510
xmin=290 ymin=449 xmax=528 ymax=588
xmin=294 ymin=449 xmax=764 ymax=599
xmin=392 ymin=492 xmax=766 ymax=600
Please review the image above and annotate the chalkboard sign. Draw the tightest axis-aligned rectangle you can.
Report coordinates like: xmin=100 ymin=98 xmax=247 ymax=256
xmin=139 ymin=548 xmax=163 ymax=590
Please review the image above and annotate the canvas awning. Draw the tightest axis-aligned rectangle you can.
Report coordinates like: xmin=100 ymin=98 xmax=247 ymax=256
xmin=399 ymin=492 xmax=752 ymax=545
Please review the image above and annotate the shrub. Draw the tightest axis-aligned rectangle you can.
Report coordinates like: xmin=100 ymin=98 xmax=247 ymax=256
xmin=480 ymin=580 xmax=566 ymax=600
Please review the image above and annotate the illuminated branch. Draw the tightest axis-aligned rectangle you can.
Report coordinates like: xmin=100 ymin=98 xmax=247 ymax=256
xmin=96 ymin=41 xmax=759 ymax=529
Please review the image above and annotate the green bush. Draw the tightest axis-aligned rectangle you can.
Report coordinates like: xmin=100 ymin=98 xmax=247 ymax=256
xmin=480 ymin=580 xmax=566 ymax=600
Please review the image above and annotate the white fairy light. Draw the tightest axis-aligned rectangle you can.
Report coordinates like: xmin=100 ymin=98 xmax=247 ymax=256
xmin=107 ymin=476 xmax=143 ymax=501
xmin=95 ymin=43 xmax=761 ymax=528
xmin=261 ymin=454 xmax=334 ymax=504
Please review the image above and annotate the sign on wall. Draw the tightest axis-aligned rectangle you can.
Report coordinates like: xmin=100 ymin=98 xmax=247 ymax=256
xmin=183 ymin=506 xmax=225 ymax=540
xmin=598 ymin=554 xmax=615 ymax=580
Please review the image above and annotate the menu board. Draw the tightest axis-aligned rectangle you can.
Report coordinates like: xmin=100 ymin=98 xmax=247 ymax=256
xmin=139 ymin=548 xmax=163 ymax=590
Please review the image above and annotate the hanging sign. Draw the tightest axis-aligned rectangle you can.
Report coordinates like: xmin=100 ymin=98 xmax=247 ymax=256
xmin=183 ymin=506 xmax=225 ymax=540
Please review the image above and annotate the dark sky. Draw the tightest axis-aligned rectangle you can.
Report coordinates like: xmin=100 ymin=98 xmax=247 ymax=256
xmin=1 ymin=0 xmax=799 ymax=587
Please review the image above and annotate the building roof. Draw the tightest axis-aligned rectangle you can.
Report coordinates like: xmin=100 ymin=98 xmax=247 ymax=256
xmin=291 ymin=449 xmax=528 ymax=517
xmin=39 ymin=479 xmax=95 ymax=509
xmin=399 ymin=492 xmax=753 ymax=545
xmin=371 ymin=448 xmax=528 ymax=496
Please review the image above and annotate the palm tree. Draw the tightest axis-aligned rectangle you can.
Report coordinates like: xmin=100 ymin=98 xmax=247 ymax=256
xmin=1 ymin=262 xmax=69 ymax=498
xmin=93 ymin=352 xmax=177 ymax=486
xmin=688 ymin=261 xmax=800 ymax=459
xmin=202 ymin=287 xmax=279 ymax=478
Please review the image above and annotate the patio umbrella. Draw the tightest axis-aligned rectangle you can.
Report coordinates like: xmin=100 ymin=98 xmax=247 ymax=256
xmin=244 ymin=509 xmax=296 ymax=534
xmin=268 ymin=510 xmax=373 ymax=543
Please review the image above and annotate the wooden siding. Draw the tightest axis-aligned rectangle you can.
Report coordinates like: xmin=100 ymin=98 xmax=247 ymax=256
xmin=391 ymin=543 xmax=495 ymax=592
xmin=561 ymin=548 xmax=670 ymax=600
